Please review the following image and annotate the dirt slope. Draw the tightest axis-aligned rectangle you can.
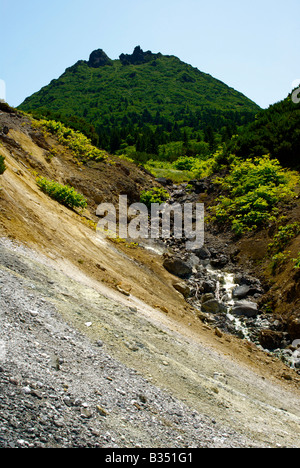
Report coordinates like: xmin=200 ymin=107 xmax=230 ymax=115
xmin=0 ymin=108 xmax=300 ymax=448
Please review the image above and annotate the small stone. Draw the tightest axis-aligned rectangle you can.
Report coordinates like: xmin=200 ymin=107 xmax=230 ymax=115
xmin=30 ymin=389 xmax=43 ymax=399
xmin=30 ymin=310 xmax=39 ymax=317
xmin=197 ymin=311 xmax=208 ymax=322
xmin=282 ymin=373 xmax=293 ymax=381
xmin=80 ymin=408 xmax=93 ymax=419
xmin=138 ymin=394 xmax=147 ymax=404
xmin=22 ymin=386 xmax=32 ymax=395
xmin=215 ymin=327 xmax=223 ymax=338
xmin=9 ymin=377 xmax=20 ymax=386
xmin=116 ymin=285 xmax=130 ymax=296
xmin=54 ymin=418 xmax=65 ymax=427
xmin=96 ymin=405 xmax=108 ymax=417
xmin=173 ymin=282 xmax=191 ymax=298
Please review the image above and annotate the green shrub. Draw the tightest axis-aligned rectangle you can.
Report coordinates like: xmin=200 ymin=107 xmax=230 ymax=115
xmin=293 ymin=252 xmax=300 ymax=269
xmin=36 ymin=177 xmax=87 ymax=209
xmin=210 ymin=156 xmax=298 ymax=235
xmin=140 ymin=187 xmax=170 ymax=208
xmin=173 ymin=156 xmax=198 ymax=171
xmin=268 ymin=223 xmax=300 ymax=254
xmin=0 ymin=155 xmax=6 ymax=175
xmin=32 ymin=119 xmax=108 ymax=163
xmin=270 ymin=251 xmax=291 ymax=274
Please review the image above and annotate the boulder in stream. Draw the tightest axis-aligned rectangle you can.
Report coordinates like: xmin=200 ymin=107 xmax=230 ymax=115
xmin=202 ymin=299 xmax=225 ymax=314
xmin=232 ymin=284 xmax=261 ymax=299
xmin=231 ymin=301 xmax=259 ymax=318
xmin=163 ymin=256 xmax=193 ymax=278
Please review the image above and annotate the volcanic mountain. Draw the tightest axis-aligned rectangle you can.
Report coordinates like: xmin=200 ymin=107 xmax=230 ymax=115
xmin=19 ymin=46 xmax=260 ymax=155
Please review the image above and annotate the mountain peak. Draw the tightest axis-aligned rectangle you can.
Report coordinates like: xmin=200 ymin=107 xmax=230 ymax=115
xmin=88 ymin=49 xmax=112 ymax=68
xmin=119 ymin=46 xmax=162 ymax=65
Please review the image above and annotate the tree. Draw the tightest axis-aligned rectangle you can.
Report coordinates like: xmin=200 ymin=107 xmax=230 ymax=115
xmin=109 ymin=129 xmax=121 ymax=153
xmin=204 ymin=125 xmax=216 ymax=151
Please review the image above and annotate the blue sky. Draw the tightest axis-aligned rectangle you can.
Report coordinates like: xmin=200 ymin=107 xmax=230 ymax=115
xmin=1 ymin=0 xmax=299 ymax=108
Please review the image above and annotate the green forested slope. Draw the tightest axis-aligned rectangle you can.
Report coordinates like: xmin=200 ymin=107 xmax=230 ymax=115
xmin=19 ymin=46 xmax=260 ymax=159
xmin=228 ymin=93 xmax=300 ymax=170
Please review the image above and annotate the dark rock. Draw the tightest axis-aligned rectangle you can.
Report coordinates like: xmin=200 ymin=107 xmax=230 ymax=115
xmin=172 ymin=189 xmax=185 ymax=199
xmin=287 ymin=316 xmax=300 ymax=341
xmin=163 ymin=257 xmax=192 ymax=278
xmin=259 ymin=330 xmax=284 ymax=350
xmin=187 ymin=180 xmax=208 ymax=194
xmin=232 ymin=285 xmax=261 ymax=299
xmin=173 ymin=282 xmax=191 ymax=298
xmin=119 ymin=46 xmax=161 ymax=66
xmin=88 ymin=49 xmax=112 ymax=68
xmin=234 ymin=274 xmax=261 ymax=287
xmin=115 ymin=162 xmax=130 ymax=176
xmin=210 ymin=255 xmax=229 ymax=268
xmin=0 ymin=102 xmax=15 ymax=113
xmin=155 ymin=177 xmax=172 ymax=186
xmin=201 ymin=293 xmax=215 ymax=303
xmin=231 ymin=301 xmax=258 ymax=318
xmin=233 ymin=285 xmax=252 ymax=299
xmin=193 ymin=247 xmax=211 ymax=260
xmin=201 ymin=280 xmax=216 ymax=293
xmin=202 ymin=299 xmax=222 ymax=314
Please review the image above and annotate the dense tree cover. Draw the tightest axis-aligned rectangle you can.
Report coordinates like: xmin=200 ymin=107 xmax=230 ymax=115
xmin=19 ymin=47 xmax=259 ymax=161
xmin=228 ymin=94 xmax=300 ymax=170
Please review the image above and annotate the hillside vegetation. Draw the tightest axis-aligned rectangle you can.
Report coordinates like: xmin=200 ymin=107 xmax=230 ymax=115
xmin=19 ymin=46 xmax=260 ymax=162
xmin=228 ymin=93 xmax=300 ymax=170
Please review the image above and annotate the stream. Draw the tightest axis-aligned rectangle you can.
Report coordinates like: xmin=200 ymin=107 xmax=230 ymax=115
xmin=139 ymin=180 xmax=300 ymax=371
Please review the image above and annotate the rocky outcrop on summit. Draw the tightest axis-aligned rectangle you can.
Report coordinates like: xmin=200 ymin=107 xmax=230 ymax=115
xmin=119 ymin=46 xmax=162 ymax=66
xmin=88 ymin=49 xmax=113 ymax=68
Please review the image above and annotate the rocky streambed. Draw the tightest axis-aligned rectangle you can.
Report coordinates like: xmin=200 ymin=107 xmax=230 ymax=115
xmin=149 ymin=179 xmax=300 ymax=372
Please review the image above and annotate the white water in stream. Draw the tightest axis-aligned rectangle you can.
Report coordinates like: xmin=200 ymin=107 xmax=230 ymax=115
xmin=139 ymin=238 xmax=252 ymax=340
xmin=204 ymin=264 xmax=251 ymax=340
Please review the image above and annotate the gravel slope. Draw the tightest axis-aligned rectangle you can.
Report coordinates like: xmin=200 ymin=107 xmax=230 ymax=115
xmin=1 ymin=238 xmax=300 ymax=448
